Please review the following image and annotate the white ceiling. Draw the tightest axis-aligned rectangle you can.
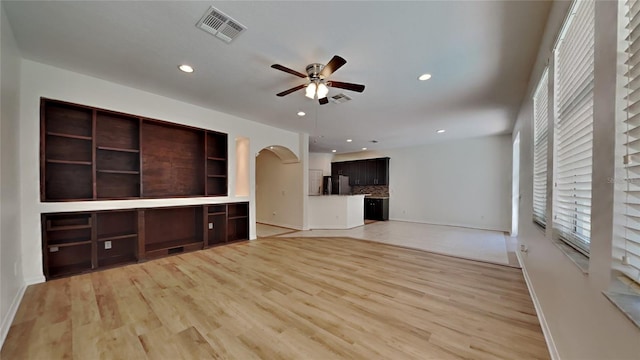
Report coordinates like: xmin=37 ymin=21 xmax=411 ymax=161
xmin=3 ymin=1 xmax=551 ymax=153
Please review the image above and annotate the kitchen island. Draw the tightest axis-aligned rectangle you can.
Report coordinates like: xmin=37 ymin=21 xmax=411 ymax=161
xmin=308 ymin=194 xmax=365 ymax=229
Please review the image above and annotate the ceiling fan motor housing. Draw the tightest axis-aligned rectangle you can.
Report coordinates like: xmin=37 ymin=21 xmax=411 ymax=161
xmin=306 ymin=63 xmax=325 ymax=80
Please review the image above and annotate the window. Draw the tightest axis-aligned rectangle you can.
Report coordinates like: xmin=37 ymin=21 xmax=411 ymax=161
xmin=533 ymin=69 xmax=549 ymax=228
xmin=621 ymin=0 xmax=640 ymax=283
xmin=552 ymin=0 xmax=595 ymax=255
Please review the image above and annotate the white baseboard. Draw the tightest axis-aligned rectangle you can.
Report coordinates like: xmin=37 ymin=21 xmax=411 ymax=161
xmin=24 ymin=275 xmax=45 ymax=286
xmin=388 ymin=217 xmax=509 ymax=233
xmin=0 ymin=283 xmax=26 ymax=348
xmin=256 ymin=221 xmax=302 ymax=231
xmin=516 ymin=250 xmax=560 ymax=360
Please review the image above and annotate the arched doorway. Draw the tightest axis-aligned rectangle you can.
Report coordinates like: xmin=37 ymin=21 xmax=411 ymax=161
xmin=255 ymin=145 xmax=303 ymax=235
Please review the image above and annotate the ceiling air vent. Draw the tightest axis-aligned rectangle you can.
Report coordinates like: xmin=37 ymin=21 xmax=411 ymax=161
xmin=330 ymin=93 xmax=352 ymax=104
xmin=196 ymin=6 xmax=246 ymax=44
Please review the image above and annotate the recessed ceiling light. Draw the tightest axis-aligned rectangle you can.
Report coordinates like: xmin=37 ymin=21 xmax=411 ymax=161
xmin=362 ymin=147 xmax=367 ymax=151
xmin=297 ymin=111 xmax=306 ymax=117
xmin=436 ymin=129 xmax=446 ymax=134
xmin=418 ymin=73 xmax=432 ymax=81
xmin=178 ymin=64 xmax=194 ymax=73
xmin=346 ymin=139 xmax=353 ymax=142
xmin=332 ymin=150 xmax=337 ymax=153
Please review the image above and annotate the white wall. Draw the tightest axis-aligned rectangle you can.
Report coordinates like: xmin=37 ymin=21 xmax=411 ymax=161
xmin=0 ymin=5 xmax=25 ymax=345
xmin=513 ymin=1 xmax=640 ymax=359
xmin=256 ymin=149 xmax=305 ymax=229
xmin=333 ymin=135 xmax=512 ymax=232
xmin=308 ymin=153 xmax=332 ymax=175
xmin=18 ymin=60 xmax=302 ymax=284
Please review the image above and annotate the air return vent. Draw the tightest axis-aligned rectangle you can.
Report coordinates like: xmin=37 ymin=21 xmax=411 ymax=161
xmin=330 ymin=93 xmax=352 ymax=104
xmin=196 ymin=6 xmax=246 ymax=43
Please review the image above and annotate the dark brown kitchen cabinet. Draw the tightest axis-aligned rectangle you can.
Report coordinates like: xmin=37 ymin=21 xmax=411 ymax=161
xmin=42 ymin=202 xmax=249 ymax=280
xmin=364 ymin=198 xmax=389 ymax=221
xmin=331 ymin=157 xmax=389 ymax=186
xmin=371 ymin=157 xmax=390 ymax=185
xmin=41 ymin=98 xmax=228 ymax=201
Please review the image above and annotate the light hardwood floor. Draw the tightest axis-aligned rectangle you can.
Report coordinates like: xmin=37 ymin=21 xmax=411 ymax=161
xmin=1 ymin=237 xmax=549 ymax=359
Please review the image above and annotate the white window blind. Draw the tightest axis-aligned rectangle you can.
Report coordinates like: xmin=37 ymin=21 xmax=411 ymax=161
xmin=553 ymin=0 xmax=594 ymax=255
xmin=621 ymin=0 xmax=640 ymax=283
xmin=533 ymin=69 xmax=549 ymax=228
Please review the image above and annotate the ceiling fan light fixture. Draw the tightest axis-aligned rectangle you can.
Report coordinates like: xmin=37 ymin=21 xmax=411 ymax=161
xmin=305 ymin=83 xmax=317 ymax=99
xmin=317 ymin=83 xmax=329 ymax=98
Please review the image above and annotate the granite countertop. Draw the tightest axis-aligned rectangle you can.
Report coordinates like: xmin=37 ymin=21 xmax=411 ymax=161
xmin=364 ymin=196 xmax=389 ymax=199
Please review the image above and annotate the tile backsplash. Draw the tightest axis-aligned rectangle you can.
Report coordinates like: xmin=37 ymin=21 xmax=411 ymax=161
xmin=351 ymin=185 xmax=389 ymax=197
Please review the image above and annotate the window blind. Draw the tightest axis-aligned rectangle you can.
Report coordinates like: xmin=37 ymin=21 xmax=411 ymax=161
xmin=621 ymin=0 xmax=640 ymax=283
xmin=533 ymin=69 xmax=549 ymax=228
xmin=553 ymin=0 xmax=594 ymax=255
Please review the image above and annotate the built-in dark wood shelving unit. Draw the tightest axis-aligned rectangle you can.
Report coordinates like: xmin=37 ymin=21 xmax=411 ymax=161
xmin=42 ymin=203 xmax=249 ymax=279
xmin=42 ymin=213 xmax=94 ymax=278
xmin=41 ymin=98 xmax=229 ymax=201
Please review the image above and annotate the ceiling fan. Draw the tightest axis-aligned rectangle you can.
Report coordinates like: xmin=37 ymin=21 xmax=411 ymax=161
xmin=271 ymin=55 xmax=365 ymax=105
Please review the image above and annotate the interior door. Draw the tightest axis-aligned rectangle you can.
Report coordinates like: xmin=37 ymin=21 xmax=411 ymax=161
xmin=309 ymin=169 xmax=323 ymax=195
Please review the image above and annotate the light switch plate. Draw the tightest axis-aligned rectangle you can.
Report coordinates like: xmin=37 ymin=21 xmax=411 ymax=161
xmin=208 ymin=223 xmax=213 ymax=229
xmin=105 ymin=241 xmax=112 ymax=249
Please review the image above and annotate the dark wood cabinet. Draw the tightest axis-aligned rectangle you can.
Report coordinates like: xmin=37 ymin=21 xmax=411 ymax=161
xmin=206 ymin=132 xmax=228 ymax=196
xmin=364 ymin=198 xmax=389 ymax=221
xmin=371 ymin=157 xmax=390 ymax=185
xmin=331 ymin=157 xmax=390 ymax=186
xmin=41 ymin=98 xmax=228 ymax=201
xmin=42 ymin=202 xmax=249 ymax=280
xmin=142 ymin=206 xmax=204 ymax=259
xmin=41 ymin=102 xmax=94 ymax=201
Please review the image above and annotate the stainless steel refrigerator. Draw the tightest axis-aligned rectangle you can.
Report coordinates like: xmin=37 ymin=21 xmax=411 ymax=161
xmin=327 ymin=175 xmax=351 ymax=195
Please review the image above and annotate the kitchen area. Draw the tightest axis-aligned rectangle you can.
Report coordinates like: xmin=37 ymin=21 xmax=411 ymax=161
xmin=308 ymin=157 xmax=389 ymax=229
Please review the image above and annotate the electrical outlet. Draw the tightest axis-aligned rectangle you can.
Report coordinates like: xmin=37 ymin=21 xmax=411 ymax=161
xmin=208 ymin=223 xmax=213 ymax=229
xmin=105 ymin=241 xmax=112 ymax=250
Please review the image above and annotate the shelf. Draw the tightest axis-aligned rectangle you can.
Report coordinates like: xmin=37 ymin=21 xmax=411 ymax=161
xmin=207 ymin=157 xmax=226 ymax=161
xmin=46 ymin=159 xmax=92 ymax=166
xmin=98 ymin=255 xmax=137 ymax=268
xmin=208 ymin=212 xmax=226 ymax=216
xmin=97 ymin=169 xmax=140 ymax=175
xmin=48 ymin=263 xmax=92 ymax=278
xmin=47 ymin=132 xmax=92 ymax=141
xmin=46 ymin=224 xmax=92 ymax=231
xmin=97 ymin=233 xmax=137 ymax=242
xmin=207 ymin=175 xmax=226 ymax=178
xmin=48 ymin=240 xmax=92 ymax=248
xmin=228 ymin=215 xmax=247 ymax=220
xmin=97 ymin=146 xmax=140 ymax=153
xmin=145 ymin=239 xmax=202 ymax=252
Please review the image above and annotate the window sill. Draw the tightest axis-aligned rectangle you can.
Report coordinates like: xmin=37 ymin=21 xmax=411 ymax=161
xmin=552 ymin=238 xmax=589 ymax=274
xmin=604 ymin=275 xmax=640 ymax=330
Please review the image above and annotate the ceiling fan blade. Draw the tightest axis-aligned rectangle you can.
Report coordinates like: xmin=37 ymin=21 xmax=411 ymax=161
xmin=327 ymin=81 xmax=365 ymax=93
xmin=276 ymin=84 xmax=307 ymax=97
xmin=319 ymin=55 xmax=346 ymax=78
xmin=271 ymin=64 xmax=307 ymax=78
xmin=319 ymin=97 xmax=329 ymax=105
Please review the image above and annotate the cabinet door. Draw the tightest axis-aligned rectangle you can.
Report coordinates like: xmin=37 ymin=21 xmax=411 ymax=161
xmin=344 ymin=161 xmax=357 ymax=185
xmin=331 ymin=162 xmax=344 ymax=176
xmin=375 ymin=158 xmax=390 ymax=185
xmin=364 ymin=160 xmax=377 ymax=185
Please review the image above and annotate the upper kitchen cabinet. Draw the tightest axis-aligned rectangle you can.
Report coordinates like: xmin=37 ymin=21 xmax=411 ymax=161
xmin=371 ymin=157 xmax=390 ymax=185
xmin=331 ymin=157 xmax=389 ymax=186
